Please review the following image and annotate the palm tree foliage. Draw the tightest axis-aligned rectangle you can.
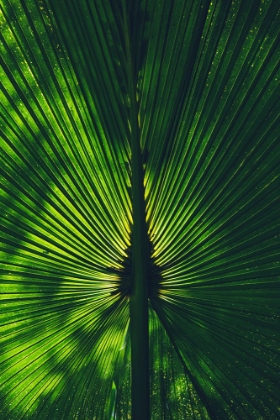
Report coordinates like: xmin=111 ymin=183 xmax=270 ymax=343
xmin=1 ymin=0 xmax=280 ymax=418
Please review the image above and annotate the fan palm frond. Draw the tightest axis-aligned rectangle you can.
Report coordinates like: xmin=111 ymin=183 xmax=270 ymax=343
xmin=1 ymin=0 xmax=280 ymax=419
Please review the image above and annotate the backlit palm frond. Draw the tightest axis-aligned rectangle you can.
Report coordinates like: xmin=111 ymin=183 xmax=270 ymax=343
xmin=1 ymin=1 xmax=131 ymax=418
xmin=145 ymin=1 xmax=280 ymax=418
xmin=1 ymin=0 xmax=280 ymax=419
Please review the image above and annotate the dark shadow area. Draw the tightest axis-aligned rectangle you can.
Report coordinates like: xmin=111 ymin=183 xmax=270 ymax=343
xmin=107 ymin=227 xmax=163 ymax=300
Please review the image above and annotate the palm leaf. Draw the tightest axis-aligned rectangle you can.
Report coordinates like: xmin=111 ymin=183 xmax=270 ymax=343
xmin=1 ymin=0 xmax=280 ymax=419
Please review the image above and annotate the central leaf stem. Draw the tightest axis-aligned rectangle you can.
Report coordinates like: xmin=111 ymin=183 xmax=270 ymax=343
xmin=122 ymin=2 xmax=150 ymax=419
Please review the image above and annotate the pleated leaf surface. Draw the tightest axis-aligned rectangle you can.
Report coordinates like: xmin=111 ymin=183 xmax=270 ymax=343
xmin=1 ymin=0 xmax=280 ymax=419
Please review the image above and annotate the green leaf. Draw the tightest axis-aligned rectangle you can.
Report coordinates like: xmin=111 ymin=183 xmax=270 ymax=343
xmin=1 ymin=0 xmax=280 ymax=419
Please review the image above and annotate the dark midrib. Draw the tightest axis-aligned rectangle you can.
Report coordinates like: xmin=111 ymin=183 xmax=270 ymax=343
xmin=122 ymin=2 xmax=150 ymax=419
